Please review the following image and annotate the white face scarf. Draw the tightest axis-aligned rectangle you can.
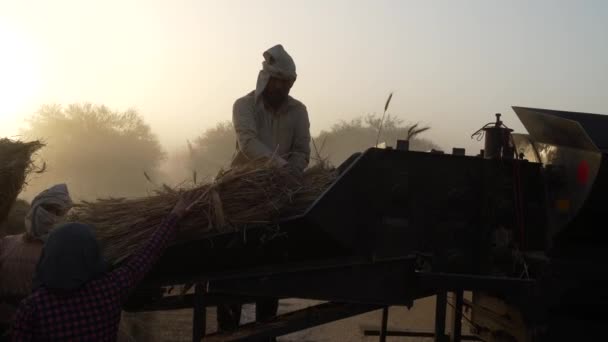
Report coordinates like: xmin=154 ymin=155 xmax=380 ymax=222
xmin=24 ymin=183 xmax=73 ymax=241
xmin=254 ymin=44 xmax=298 ymax=104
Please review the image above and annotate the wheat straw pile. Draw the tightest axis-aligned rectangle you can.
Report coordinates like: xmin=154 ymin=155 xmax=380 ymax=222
xmin=69 ymin=160 xmax=337 ymax=264
xmin=0 ymin=138 xmax=44 ymax=223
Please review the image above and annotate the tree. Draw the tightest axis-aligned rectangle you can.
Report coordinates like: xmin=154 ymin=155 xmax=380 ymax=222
xmin=177 ymin=114 xmax=438 ymax=182
xmin=20 ymin=103 xmax=165 ymax=200
xmin=314 ymin=114 xmax=438 ymax=167
xmin=187 ymin=121 xmax=237 ymax=182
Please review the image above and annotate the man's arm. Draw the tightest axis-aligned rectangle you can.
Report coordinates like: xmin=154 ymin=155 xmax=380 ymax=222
xmin=287 ymin=106 xmax=311 ymax=172
xmin=233 ymin=98 xmax=276 ymax=161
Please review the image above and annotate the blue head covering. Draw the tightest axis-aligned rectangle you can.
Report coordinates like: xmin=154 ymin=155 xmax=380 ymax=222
xmin=33 ymin=222 xmax=107 ymax=291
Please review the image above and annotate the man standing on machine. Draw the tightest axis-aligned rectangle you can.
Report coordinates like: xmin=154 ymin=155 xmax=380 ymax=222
xmin=222 ymin=44 xmax=311 ymax=339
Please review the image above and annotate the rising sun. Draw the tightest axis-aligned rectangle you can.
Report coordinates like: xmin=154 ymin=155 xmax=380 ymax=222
xmin=0 ymin=22 xmax=41 ymax=120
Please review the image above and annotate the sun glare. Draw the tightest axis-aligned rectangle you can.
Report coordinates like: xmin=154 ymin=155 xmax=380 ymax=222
xmin=0 ymin=22 xmax=41 ymax=120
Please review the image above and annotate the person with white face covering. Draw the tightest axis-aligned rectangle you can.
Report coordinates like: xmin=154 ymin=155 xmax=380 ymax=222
xmin=24 ymin=183 xmax=73 ymax=241
xmin=231 ymin=44 xmax=311 ymax=173
xmin=0 ymin=184 xmax=72 ymax=338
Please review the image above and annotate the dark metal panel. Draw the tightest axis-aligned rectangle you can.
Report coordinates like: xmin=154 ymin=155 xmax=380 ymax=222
xmin=513 ymin=106 xmax=608 ymax=151
xmin=511 ymin=121 xmax=604 ymax=250
xmin=207 ymin=258 xmax=418 ymax=306
xmin=512 ymin=106 xmax=598 ymax=151
xmin=417 ymin=272 xmax=536 ymax=294
xmin=550 ymin=154 xmax=608 ymax=257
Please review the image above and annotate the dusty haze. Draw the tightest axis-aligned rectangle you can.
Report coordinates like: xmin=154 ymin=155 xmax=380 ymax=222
xmin=1 ymin=0 xmax=607 ymax=189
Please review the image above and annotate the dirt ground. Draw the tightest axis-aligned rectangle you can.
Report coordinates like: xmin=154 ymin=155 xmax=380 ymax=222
xmin=119 ymin=294 xmax=472 ymax=341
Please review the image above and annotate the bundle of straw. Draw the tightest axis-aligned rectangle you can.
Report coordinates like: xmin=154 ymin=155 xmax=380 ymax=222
xmin=70 ymin=160 xmax=337 ymax=264
xmin=0 ymin=139 xmax=44 ymax=223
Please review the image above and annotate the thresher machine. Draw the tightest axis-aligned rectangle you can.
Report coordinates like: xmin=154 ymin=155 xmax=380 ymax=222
xmin=126 ymin=106 xmax=608 ymax=342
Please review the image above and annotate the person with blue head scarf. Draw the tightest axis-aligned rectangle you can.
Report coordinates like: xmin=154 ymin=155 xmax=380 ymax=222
xmin=9 ymin=193 xmax=196 ymax=341
xmin=32 ymin=222 xmax=107 ymax=292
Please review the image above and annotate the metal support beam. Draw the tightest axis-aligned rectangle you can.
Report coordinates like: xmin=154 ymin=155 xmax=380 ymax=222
xmin=203 ymin=302 xmax=380 ymax=342
xmin=363 ymin=330 xmax=482 ymax=341
xmin=417 ymin=272 xmax=535 ymax=293
xmin=435 ymin=292 xmax=448 ymax=342
xmin=208 ymin=258 xmax=417 ymax=306
xmin=193 ymin=283 xmax=206 ymax=342
xmin=379 ymin=307 xmax=389 ymax=342
xmin=127 ymin=293 xmax=269 ymax=313
xmin=451 ymin=290 xmax=464 ymax=342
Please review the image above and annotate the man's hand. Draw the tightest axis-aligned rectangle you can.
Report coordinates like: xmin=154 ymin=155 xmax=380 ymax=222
xmin=271 ymin=156 xmax=289 ymax=168
xmin=281 ymin=160 xmax=305 ymax=177
xmin=170 ymin=192 xmax=199 ymax=219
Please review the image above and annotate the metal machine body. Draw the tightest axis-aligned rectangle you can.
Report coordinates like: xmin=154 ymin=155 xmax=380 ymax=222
xmin=471 ymin=107 xmax=608 ymax=342
xmin=124 ymin=106 xmax=608 ymax=342
xmin=472 ymin=113 xmax=516 ymax=160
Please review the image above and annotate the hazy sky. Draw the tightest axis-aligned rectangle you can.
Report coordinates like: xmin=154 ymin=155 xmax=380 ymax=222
xmin=1 ymin=0 xmax=607 ymax=153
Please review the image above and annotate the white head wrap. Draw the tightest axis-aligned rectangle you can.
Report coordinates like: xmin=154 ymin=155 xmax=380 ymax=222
xmin=254 ymin=44 xmax=297 ymax=103
xmin=24 ymin=183 xmax=73 ymax=241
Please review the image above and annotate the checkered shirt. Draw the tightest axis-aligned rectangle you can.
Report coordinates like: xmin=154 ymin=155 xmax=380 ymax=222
xmin=9 ymin=214 xmax=179 ymax=341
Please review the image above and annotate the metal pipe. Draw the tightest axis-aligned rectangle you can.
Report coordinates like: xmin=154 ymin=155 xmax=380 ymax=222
xmin=193 ymin=283 xmax=206 ymax=342
xmin=435 ymin=292 xmax=447 ymax=342
xmin=380 ymin=307 xmax=389 ymax=342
